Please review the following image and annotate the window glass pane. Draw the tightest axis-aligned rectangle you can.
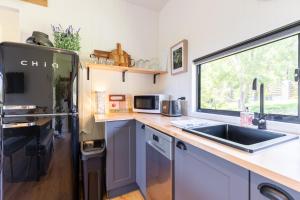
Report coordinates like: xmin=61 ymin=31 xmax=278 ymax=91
xmin=200 ymin=35 xmax=298 ymax=116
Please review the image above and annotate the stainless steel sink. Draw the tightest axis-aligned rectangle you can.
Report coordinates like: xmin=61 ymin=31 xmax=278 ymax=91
xmin=183 ymin=124 xmax=298 ymax=153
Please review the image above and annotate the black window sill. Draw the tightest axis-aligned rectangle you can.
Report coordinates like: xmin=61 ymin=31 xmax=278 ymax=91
xmin=197 ymin=109 xmax=300 ymax=124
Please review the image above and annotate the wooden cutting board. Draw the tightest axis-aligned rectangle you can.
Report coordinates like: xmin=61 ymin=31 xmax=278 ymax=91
xmin=93 ymin=50 xmax=110 ymax=59
xmin=93 ymin=43 xmax=133 ymax=67
xmin=109 ymin=43 xmax=131 ymax=67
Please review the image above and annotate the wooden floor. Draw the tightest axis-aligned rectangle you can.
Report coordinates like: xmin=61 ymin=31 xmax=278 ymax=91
xmin=3 ymin=131 xmax=143 ymax=200
xmin=109 ymin=190 xmax=144 ymax=200
xmin=4 ymin=133 xmax=73 ymax=200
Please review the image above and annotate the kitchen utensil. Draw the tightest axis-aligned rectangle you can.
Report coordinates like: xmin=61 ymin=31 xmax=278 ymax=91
xmin=161 ymin=97 xmax=186 ymax=117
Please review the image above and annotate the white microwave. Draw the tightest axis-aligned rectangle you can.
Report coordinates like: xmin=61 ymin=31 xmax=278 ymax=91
xmin=133 ymin=94 xmax=169 ymax=113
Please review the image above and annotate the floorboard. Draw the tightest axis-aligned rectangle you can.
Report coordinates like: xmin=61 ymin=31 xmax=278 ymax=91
xmin=108 ymin=190 xmax=144 ymax=200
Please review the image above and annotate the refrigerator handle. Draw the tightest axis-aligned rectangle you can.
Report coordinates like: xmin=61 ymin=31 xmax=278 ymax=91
xmin=3 ymin=105 xmax=36 ymax=110
xmin=0 ymin=116 xmax=3 ymax=173
xmin=2 ymin=121 xmax=36 ymax=129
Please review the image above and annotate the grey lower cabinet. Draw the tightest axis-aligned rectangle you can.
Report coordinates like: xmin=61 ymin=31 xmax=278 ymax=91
xmin=105 ymin=120 xmax=137 ymax=198
xmin=136 ymin=121 xmax=147 ymax=197
xmin=105 ymin=120 xmax=299 ymax=200
xmin=250 ymin=172 xmax=300 ymax=200
xmin=174 ymin=139 xmax=249 ymax=200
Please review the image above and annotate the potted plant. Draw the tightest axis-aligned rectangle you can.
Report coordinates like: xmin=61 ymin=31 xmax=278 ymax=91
xmin=51 ymin=25 xmax=81 ymax=51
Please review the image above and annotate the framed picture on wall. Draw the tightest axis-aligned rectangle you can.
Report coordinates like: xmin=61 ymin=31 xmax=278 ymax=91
xmin=170 ymin=39 xmax=188 ymax=75
xmin=21 ymin=0 xmax=48 ymax=7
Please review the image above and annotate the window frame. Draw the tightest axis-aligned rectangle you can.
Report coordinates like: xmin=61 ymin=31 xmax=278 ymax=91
xmin=195 ymin=21 xmax=300 ymax=124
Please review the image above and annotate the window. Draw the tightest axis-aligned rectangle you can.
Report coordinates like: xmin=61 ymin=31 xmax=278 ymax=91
xmin=195 ymin=23 xmax=300 ymax=124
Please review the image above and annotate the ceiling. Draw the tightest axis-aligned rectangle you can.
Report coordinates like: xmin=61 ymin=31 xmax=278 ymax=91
xmin=124 ymin=0 xmax=169 ymax=11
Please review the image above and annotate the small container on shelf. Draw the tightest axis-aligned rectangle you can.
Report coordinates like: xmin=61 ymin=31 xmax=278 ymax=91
xmin=147 ymin=58 xmax=160 ymax=70
xmin=106 ymin=59 xmax=115 ymax=65
xmin=90 ymin=54 xmax=99 ymax=64
xmin=95 ymin=91 xmax=106 ymax=114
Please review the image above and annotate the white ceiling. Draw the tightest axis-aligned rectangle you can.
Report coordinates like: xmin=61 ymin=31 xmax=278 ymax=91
xmin=124 ymin=0 xmax=169 ymax=11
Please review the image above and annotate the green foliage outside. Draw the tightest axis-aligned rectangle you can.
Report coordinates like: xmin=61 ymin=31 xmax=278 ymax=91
xmin=201 ymin=35 xmax=298 ymax=116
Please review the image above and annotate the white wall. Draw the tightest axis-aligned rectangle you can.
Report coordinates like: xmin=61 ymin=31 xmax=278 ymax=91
xmin=2 ymin=0 xmax=300 ymax=135
xmin=0 ymin=0 xmax=159 ymax=58
xmin=157 ymin=0 xmax=300 ymax=134
xmin=0 ymin=5 xmax=20 ymax=42
xmin=0 ymin=0 xmax=160 ymax=138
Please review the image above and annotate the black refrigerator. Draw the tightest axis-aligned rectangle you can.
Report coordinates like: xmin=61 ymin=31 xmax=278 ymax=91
xmin=0 ymin=42 xmax=80 ymax=200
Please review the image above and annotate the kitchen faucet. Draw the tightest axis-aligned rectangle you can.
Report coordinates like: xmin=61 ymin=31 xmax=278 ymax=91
xmin=252 ymin=78 xmax=267 ymax=129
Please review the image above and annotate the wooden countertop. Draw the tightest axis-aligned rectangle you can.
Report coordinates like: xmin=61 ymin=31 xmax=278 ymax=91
xmin=95 ymin=113 xmax=300 ymax=192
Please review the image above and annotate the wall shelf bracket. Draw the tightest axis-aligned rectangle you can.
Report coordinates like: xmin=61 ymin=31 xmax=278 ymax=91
xmin=87 ymin=67 xmax=90 ymax=80
xmin=153 ymin=73 xmax=160 ymax=84
xmin=122 ymin=70 xmax=128 ymax=82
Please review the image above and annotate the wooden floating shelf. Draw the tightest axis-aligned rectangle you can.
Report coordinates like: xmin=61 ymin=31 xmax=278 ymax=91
xmin=86 ymin=63 xmax=168 ymax=75
xmin=85 ymin=63 xmax=168 ymax=84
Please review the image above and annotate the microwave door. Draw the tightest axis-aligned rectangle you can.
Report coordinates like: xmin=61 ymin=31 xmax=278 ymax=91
xmin=133 ymin=96 xmax=162 ymax=113
xmin=134 ymin=96 xmax=157 ymax=110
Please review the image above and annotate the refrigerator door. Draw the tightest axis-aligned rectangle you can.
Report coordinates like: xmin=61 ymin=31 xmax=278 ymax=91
xmin=0 ymin=116 xmax=2 ymax=200
xmin=0 ymin=48 xmax=4 ymax=200
xmin=0 ymin=42 xmax=79 ymax=116
xmin=0 ymin=43 xmax=79 ymax=200
xmin=1 ymin=111 xmax=79 ymax=200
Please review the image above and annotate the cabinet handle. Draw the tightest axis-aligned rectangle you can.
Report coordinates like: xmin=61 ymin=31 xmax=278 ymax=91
xmin=258 ymin=183 xmax=294 ymax=200
xmin=176 ymin=141 xmax=187 ymax=150
xmin=141 ymin=124 xmax=145 ymax=130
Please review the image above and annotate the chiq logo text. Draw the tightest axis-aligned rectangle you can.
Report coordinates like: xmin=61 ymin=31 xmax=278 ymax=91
xmin=20 ymin=60 xmax=59 ymax=69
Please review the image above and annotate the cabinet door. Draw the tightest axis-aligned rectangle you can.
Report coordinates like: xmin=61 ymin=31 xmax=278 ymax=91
xmin=136 ymin=121 xmax=146 ymax=197
xmin=106 ymin=120 xmax=136 ymax=191
xmin=175 ymin=139 xmax=248 ymax=200
xmin=250 ymin=172 xmax=300 ymax=200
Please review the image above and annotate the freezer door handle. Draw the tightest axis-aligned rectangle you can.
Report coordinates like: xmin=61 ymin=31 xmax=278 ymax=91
xmin=4 ymin=113 xmax=76 ymax=118
xmin=3 ymin=105 xmax=36 ymax=110
xmin=2 ymin=122 xmax=36 ymax=129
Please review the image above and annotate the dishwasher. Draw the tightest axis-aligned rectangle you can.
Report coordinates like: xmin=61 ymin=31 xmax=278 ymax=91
xmin=146 ymin=126 xmax=173 ymax=200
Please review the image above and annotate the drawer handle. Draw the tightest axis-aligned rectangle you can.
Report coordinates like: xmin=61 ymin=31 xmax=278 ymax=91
xmin=153 ymin=134 xmax=159 ymax=142
xmin=258 ymin=183 xmax=294 ymax=200
xmin=141 ymin=124 xmax=145 ymax=130
xmin=176 ymin=141 xmax=187 ymax=150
